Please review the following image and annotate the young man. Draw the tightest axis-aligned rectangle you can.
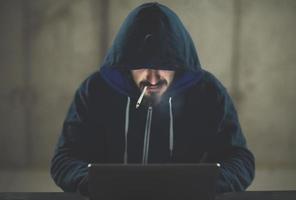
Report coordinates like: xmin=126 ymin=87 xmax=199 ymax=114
xmin=51 ymin=2 xmax=255 ymax=196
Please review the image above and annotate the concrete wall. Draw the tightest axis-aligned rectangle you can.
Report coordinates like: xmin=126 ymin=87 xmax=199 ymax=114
xmin=0 ymin=0 xmax=103 ymax=168
xmin=0 ymin=0 xmax=296 ymax=191
xmin=0 ymin=0 xmax=28 ymax=167
xmin=239 ymin=0 xmax=296 ymax=168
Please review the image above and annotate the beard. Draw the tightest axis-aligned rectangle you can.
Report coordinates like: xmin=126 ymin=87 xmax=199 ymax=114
xmin=143 ymin=92 xmax=161 ymax=106
xmin=139 ymin=79 xmax=168 ymax=107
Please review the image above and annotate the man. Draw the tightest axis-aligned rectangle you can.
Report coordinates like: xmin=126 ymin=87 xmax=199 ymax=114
xmin=51 ymin=2 xmax=255 ymax=196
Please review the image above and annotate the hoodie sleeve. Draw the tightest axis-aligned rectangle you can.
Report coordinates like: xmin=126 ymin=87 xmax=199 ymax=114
xmin=50 ymin=78 xmax=92 ymax=193
xmin=208 ymin=85 xmax=255 ymax=193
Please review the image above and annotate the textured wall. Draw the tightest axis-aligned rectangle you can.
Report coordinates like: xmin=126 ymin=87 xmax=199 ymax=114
xmin=0 ymin=0 xmax=296 ymax=191
xmin=0 ymin=0 xmax=103 ymax=168
xmin=0 ymin=0 xmax=28 ymax=167
xmin=238 ymin=0 xmax=296 ymax=168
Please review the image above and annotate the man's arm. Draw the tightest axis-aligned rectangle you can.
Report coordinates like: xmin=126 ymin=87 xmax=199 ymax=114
xmin=208 ymin=86 xmax=255 ymax=193
xmin=50 ymin=79 xmax=92 ymax=195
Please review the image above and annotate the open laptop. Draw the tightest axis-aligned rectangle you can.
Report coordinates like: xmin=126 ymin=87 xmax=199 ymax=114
xmin=88 ymin=163 xmax=220 ymax=200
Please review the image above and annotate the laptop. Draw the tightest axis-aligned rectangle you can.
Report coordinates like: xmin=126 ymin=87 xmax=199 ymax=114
xmin=88 ymin=163 xmax=220 ymax=200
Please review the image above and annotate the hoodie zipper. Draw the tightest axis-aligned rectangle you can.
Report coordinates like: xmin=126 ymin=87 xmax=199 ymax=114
xmin=142 ymin=106 xmax=153 ymax=164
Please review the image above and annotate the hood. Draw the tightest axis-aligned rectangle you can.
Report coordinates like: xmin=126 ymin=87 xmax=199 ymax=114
xmin=100 ymin=2 xmax=204 ymax=97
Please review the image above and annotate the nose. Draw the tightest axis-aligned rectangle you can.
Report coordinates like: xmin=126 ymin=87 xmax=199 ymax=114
xmin=146 ymin=69 xmax=160 ymax=85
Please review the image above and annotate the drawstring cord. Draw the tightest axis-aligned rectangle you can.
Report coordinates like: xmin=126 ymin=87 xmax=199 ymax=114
xmin=169 ymin=97 xmax=174 ymax=159
xmin=142 ymin=106 xmax=153 ymax=164
xmin=124 ymin=96 xmax=131 ymax=164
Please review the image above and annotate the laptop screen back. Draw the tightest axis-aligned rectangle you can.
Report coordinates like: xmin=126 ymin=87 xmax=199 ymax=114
xmin=88 ymin=163 xmax=220 ymax=200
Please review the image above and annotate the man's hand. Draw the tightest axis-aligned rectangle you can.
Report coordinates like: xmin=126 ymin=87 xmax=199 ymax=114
xmin=78 ymin=175 xmax=89 ymax=196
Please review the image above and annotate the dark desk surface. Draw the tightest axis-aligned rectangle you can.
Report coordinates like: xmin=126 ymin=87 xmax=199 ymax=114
xmin=0 ymin=191 xmax=296 ymax=200
xmin=216 ymin=191 xmax=296 ymax=200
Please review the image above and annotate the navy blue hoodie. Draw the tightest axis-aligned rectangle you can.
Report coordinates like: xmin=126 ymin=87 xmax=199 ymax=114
xmin=51 ymin=2 xmax=255 ymax=195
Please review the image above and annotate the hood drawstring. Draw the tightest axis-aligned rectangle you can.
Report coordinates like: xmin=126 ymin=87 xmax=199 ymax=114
xmin=142 ymin=106 xmax=153 ymax=164
xmin=169 ymin=97 xmax=174 ymax=159
xmin=124 ymin=96 xmax=131 ymax=164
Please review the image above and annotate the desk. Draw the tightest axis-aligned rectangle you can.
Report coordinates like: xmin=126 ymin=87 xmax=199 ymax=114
xmin=0 ymin=191 xmax=296 ymax=200
xmin=216 ymin=191 xmax=296 ymax=200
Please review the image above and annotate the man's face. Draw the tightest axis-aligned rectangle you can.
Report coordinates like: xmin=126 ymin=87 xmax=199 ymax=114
xmin=131 ymin=69 xmax=175 ymax=99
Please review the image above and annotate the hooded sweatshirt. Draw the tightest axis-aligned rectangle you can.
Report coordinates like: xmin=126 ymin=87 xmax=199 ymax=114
xmin=50 ymin=2 xmax=255 ymax=195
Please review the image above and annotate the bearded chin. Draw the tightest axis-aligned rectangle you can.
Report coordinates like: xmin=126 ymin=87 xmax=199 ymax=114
xmin=143 ymin=92 xmax=161 ymax=107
